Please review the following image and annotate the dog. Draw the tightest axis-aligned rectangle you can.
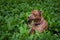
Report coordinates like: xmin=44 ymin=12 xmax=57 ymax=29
xmin=27 ymin=10 xmax=48 ymax=34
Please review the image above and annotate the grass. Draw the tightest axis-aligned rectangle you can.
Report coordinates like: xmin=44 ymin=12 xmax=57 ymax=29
xmin=0 ymin=0 xmax=60 ymax=40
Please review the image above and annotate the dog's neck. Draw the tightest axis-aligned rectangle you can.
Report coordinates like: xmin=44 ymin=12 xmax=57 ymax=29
xmin=34 ymin=17 xmax=43 ymax=26
xmin=34 ymin=16 xmax=43 ymax=22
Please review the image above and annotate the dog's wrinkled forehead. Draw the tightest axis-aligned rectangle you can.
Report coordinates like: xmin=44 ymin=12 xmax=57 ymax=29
xmin=31 ymin=10 xmax=42 ymax=15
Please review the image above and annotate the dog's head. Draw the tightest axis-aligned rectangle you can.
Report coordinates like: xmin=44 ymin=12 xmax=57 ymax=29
xmin=28 ymin=10 xmax=42 ymax=23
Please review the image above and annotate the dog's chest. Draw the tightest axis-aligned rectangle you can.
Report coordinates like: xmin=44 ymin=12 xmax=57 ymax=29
xmin=32 ymin=20 xmax=46 ymax=29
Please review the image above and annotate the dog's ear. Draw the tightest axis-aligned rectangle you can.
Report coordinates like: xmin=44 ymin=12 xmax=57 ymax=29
xmin=32 ymin=10 xmax=42 ymax=15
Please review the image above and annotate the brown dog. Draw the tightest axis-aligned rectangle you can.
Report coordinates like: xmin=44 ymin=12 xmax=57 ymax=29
xmin=27 ymin=10 xmax=48 ymax=34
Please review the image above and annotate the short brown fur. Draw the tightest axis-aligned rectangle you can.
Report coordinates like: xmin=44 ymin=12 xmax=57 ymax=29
xmin=27 ymin=10 xmax=48 ymax=34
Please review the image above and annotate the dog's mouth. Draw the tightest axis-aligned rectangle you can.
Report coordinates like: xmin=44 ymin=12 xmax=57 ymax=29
xmin=27 ymin=19 xmax=32 ymax=24
xmin=27 ymin=20 xmax=31 ymax=23
xmin=27 ymin=19 xmax=41 ymax=26
xmin=27 ymin=18 xmax=41 ymax=23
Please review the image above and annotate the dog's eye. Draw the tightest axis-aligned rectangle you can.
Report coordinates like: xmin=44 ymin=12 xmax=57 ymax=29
xmin=33 ymin=14 xmax=37 ymax=17
xmin=35 ymin=15 xmax=37 ymax=16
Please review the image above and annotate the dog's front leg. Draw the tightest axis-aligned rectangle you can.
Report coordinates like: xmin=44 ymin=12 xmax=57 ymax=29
xmin=28 ymin=28 xmax=35 ymax=35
